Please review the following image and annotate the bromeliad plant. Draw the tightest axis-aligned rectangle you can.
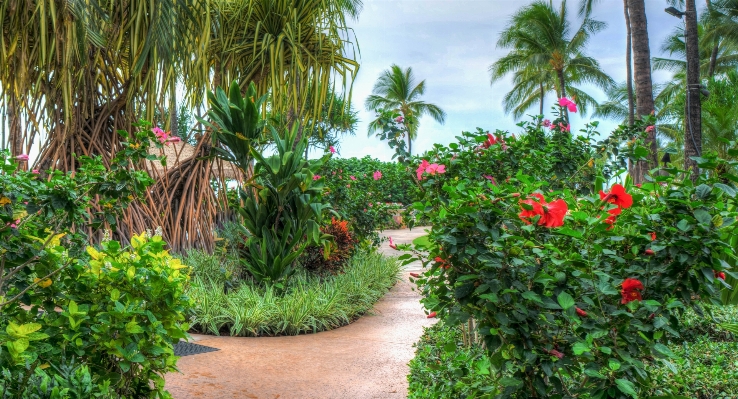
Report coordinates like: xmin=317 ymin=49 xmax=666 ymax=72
xmin=405 ymin=100 xmax=737 ymax=398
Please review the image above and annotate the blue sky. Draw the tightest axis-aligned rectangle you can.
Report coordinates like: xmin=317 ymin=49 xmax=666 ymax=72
xmin=328 ymin=0 xmax=688 ymax=161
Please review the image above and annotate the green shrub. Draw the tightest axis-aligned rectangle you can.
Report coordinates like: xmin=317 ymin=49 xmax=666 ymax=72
xmin=187 ymin=250 xmax=400 ymax=336
xmin=321 ymin=156 xmax=418 ymax=244
xmin=409 ymin=311 xmax=738 ymax=399
xmin=301 ymin=217 xmax=357 ymax=274
xmin=405 ymin=101 xmax=738 ymax=398
xmin=408 ymin=322 xmax=492 ymax=399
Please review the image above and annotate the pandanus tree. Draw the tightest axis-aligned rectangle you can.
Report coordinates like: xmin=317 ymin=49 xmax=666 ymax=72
xmin=489 ymin=0 xmax=614 ymax=119
xmin=365 ymin=65 xmax=446 ymax=156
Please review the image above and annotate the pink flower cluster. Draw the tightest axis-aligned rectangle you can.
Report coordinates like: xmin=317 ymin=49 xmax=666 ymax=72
xmin=329 ymin=146 xmax=336 ymax=154
xmin=557 ymin=97 xmax=578 ymax=113
xmin=152 ymin=127 xmax=181 ymax=145
xmin=416 ymin=160 xmax=446 ymax=180
xmin=373 ymin=170 xmax=382 ymax=180
xmin=395 ymin=115 xmax=404 ymax=123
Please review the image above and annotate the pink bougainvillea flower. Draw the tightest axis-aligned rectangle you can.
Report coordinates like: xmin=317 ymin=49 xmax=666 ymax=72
xmin=373 ymin=170 xmax=382 ymax=180
xmin=329 ymin=146 xmax=336 ymax=154
xmin=416 ymin=160 xmax=430 ymax=180
xmin=645 ymin=125 xmax=655 ymax=133
xmin=427 ymin=312 xmax=437 ymax=319
xmin=350 ymin=175 xmax=356 ymax=181
xmin=15 ymin=154 xmax=29 ymax=161
xmin=600 ymin=184 xmax=633 ymax=209
xmin=558 ymin=97 xmax=578 ymax=113
xmin=395 ymin=115 xmax=404 ymax=123
xmin=389 ymin=237 xmax=397 ymax=250
xmin=621 ymin=278 xmax=644 ymax=304
xmin=313 ymin=175 xmax=321 ymax=181
xmin=31 ymin=169 xmax=39 ymax=174
xmin=542 ymin=119 xmax=552 ymax=128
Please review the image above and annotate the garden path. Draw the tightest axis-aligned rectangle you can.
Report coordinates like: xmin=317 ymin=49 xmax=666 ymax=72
xmin=165 ymin=227 xmax=435 ymax=399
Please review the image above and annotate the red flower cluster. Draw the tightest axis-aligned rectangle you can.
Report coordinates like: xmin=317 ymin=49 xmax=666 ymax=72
xmin=599 ymin=184 xmax=633 ymax=229
xmin=714 ymin=270 xmax=726 ymax=280
xmin=518 ymin=193 xmax=568 ymax=228
xmin=620 ymin=278 xmax=644 ymax=304
xmin=434 ymin=256 xmax=451 ymax=269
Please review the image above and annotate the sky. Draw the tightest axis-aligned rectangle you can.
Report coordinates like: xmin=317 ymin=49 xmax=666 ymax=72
xmin=325 ymin=0 xmax=689 ymax=161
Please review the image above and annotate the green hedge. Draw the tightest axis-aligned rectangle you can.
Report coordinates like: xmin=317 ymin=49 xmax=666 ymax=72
xmin=408 ymin=308 xmax=738 ymax=399
xmin=187 ymin=250 xmax=401 ymax=336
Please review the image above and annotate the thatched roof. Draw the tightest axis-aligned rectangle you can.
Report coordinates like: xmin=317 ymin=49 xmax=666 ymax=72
xmin=147 ymin=141 xmax=242 ymax=180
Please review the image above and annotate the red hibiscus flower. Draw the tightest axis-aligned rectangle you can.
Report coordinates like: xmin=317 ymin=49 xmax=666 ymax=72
xmin=576 ymin=307 xmax=588 ymax=317
xmin=620 ymin=278 xmax=644 ymax=304
xmin=644 ymin=249 xmax=655 ymax=256
xmin=518 ymin=193 xmax=568 ymax=228
xmin=714 ymin=270 xmax=726 ymax=280
xmin=427 ymin=312 xmax=437 ymax=319
xmin=539 ymin=199 xmax=568 ymax=228
xmin=603 ymin=215 xmax=617 ymax=230
xmin=599 ymin=184 xmax=633 ymax=209
xmin=482 ymin=133 xmax=498 ymax=149
xmin=650 ymin=232 xmax=657 ymax=241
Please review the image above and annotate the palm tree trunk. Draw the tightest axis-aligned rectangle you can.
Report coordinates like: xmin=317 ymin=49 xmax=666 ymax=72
xmin=408 ymin=136 xmax=412 ymax=157
xmin=557 ymin=69 xmax=569 ymax=121
xmin=539 ymin=83 xmax=545 ymax=115
xmin=624 ymin=0 xmax=635 ymax=127
xmin=627 ymin=0 xmax=658 ymax=184
xmin=169 ymin=81 xmax=179 ymax=137
xmin=684 ymin=0 xmax=703 ymax=183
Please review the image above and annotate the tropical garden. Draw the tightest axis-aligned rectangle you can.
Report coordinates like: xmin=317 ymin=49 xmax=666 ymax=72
xmin=1 ymin=0 xmax=738 ymax=398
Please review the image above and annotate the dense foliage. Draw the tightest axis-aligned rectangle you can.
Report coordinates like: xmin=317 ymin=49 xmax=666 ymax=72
xmin=403 ymin=101 xmax=738 ymax=398
xmin=409 ymin=312 xmax=738 ymax=399
xmin=0 ymin=126 xmax=191 ymax=398
xmin=301 ymin=217 xmax=357 ymax=274
xmin=187 ymin=250 xmax=400 ymax=336
xmin=320 ymin=155 xmax=418 ymax=243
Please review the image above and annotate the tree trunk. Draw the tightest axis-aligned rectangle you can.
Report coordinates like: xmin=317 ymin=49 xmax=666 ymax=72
xmin=7 ymin=96 xmax=24 ymax=169
xmin=408 ymin=135 xmax=412 ymax=157
xmin=557 ymin=68 xmax=569 ymax=121
xmin=627 ymin=0 xmax=658 ymax=184
xmin=684 ymin=0 xmax=703 ymax=183
xmin=539 ymin=83 xmax=545 ymax=115
xmin=624 ymin=0 xmax=635 ymax=127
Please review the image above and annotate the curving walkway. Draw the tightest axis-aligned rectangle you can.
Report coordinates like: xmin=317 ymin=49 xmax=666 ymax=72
xmin=165 ymin=227 xmax=435 ymax=399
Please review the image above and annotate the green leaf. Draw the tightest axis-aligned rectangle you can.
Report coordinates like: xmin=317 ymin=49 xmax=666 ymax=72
xmin=557 ymin=292 xmax=575 ymax=310
xmin=555 ymin=227 xmax=583 ymax=239
xmin=693 ymin=209 xmax=711 ymax=225
xmin=411 ymin=235 xmax=432 ymax=248
xmin=653 ymin=343 xmax=675 ymax=358
xmin=615 ymin=379 xmax=638 ymax=398
xmin=608 ymin=358 xmax=621 ymax=370
xmin=695 ymin=184 xmax=711 ymax=199
xmin=125 ymin=321 xmax=144 ymax=334
xmin=572 ymin=342 xmax=590 ymax=355
xmin=714 ymin=183 xmax=736 ymax=197
xmin=522 ymin=291 xmax=543 ymax=304
xmin=499 ymin=377 xmax=523 ymax=388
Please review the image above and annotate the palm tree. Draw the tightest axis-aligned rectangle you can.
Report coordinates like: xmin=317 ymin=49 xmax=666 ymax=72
xmin=489 ymin=0 xmax=614 ymax=120
xmin=579 ymin=0 xmax=635 ymax=126
xmin=365 ymin=65 xmax=446 ymax=156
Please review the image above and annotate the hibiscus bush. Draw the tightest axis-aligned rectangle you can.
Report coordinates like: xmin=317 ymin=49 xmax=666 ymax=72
xmin=320 ymin=156 xmax=418 ymax=244
xmin=404 ymin=101 xmax=737 ymax=398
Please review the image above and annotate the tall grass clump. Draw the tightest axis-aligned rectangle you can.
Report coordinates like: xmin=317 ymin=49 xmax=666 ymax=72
xmin=186 ymin=250 xmax=401 ymax=336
